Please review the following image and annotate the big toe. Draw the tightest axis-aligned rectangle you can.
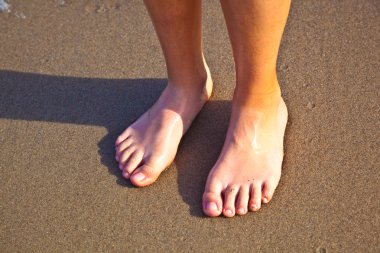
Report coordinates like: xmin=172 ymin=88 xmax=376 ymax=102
xmin=202 ymin=192 xmax=223 ymax=217
xmin=129 ymin=163 xmax=162 ymax=187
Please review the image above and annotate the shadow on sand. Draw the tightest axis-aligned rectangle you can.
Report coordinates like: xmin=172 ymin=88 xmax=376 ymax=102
xmin=0 ymin=70 xmax=231 ymax=217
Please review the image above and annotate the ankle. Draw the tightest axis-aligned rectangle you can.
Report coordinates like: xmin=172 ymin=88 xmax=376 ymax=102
xmin=232 ymin=81 xmax=282 ymax=109
xmin=167 ymin=65 xmax=211 ymax=96
xmin=167 ymin=63 xmax=208 ymax=89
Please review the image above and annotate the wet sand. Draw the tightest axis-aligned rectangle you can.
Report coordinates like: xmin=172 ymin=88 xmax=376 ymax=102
xmin=0 ymin=0 xmax=379 ymax=252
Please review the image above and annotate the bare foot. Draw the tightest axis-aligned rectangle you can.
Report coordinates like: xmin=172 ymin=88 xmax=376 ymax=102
xmin=202 ymin=88 xmax=288 ymax=217
xmin=115 ymin=65 xmax=213 ymax=187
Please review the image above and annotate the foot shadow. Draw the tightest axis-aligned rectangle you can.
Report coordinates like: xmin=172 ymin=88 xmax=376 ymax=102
xmin=175 ymin=100 xmax=231 ymax=217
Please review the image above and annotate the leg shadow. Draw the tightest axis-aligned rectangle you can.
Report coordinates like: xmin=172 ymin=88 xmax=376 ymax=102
xmin=0 ymin=70 xmax=232 ymax=212
xmin=0 ymin=70 xmax=166 ymax=187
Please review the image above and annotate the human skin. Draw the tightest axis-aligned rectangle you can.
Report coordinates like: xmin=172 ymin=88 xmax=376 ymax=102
xmin=202 ymin=0 xmax=291 ymax=217
xmin=115 ymin=0 xmax=212 ymax=186
xmin=115 ymin=0 xmax=291 ymax=218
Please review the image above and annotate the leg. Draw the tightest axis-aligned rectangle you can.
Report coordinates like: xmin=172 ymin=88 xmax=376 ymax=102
xmin=203 ymin=0 xmax=291 ymax=217
xmin=115 ymin=0 xmax=212 ymax=187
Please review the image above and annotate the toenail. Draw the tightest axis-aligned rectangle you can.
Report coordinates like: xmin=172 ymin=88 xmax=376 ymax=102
xmin=206 ymin=202 xmax=217 ymax=211
xmin=132 ymin=172 xmax=145 ymax=181
xmin=225 ymin=209 xmax=233 ymax=216
xmin=119 ymin=164 xmax=123 ymax=170
xmin=263 ymin=197 xmax=269 ymax=203
xmin=251 ymin=204 xmax=259 ymax=211
xmin=238 ymin=208 xmax=246 ymax=214
xmin=123 ymin=171 xmax=129 ymax=178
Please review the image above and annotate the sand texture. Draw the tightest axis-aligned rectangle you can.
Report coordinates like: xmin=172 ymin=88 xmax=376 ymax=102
xmin=0 ymin=0 xmax=379 ymax=252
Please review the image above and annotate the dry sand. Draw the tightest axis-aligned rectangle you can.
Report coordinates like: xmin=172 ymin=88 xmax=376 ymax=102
xmin=0 ymin=0 xmax=379 ymax=252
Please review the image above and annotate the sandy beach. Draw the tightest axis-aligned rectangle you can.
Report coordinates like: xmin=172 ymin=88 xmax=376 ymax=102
xmin=0 ymin=0 xmax=379 ymax=252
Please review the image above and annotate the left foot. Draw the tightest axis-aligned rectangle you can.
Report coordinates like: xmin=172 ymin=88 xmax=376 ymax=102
xmin=203 ymin=88 xmax=288 ymax=217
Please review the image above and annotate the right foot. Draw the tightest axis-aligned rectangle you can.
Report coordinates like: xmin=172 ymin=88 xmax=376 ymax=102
xmin=115 ymin=65 xmax=213 ymax=187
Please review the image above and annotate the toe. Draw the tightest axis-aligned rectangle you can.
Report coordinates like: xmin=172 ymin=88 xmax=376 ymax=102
xmin=122 ymin=151 xmax=144 ymax=178
xmin=129 ymin=163 xmax=163 ymax=187
xmin=223 ymin=185 xmax=239 ymax=217
xmin=116 ymin=138 xmax=133 ymax=155
xmin=202 ymin=180 xmax=223 ymax=217
xmin=236 ymin=185 xmax=249 ymax=215
xmin=118 ymin=146 xmax=135 ymax=167
xmin=202 ymin=192 xmax=223 ymax=217
xmin=262 ymin=180 xmax=278 ymax=204
xmin=249 ymin=182 xmax=262 ymax=211
xmin=115 ymin=129 xmax=130 ymax=145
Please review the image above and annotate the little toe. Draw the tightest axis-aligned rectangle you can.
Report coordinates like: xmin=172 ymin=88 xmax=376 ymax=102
xmin=129 ymin=163 xmax=162 ymax=187
xmin=223 ymin=185 xmax=239 ymax=217
xmin=236 ymin=185 xmax=249 ymax=215
xmin=262 ymin=180 xmax=278 ymax=204
xmin=122 ymin=151 xmax=144 ymax=177
xmin=249 ymin=182 xmax=262 ymax=211
xmin=115 ymin=129 xmax=131 ymax=145
xmin=202 ymin=191 xmax=223 ymax=217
